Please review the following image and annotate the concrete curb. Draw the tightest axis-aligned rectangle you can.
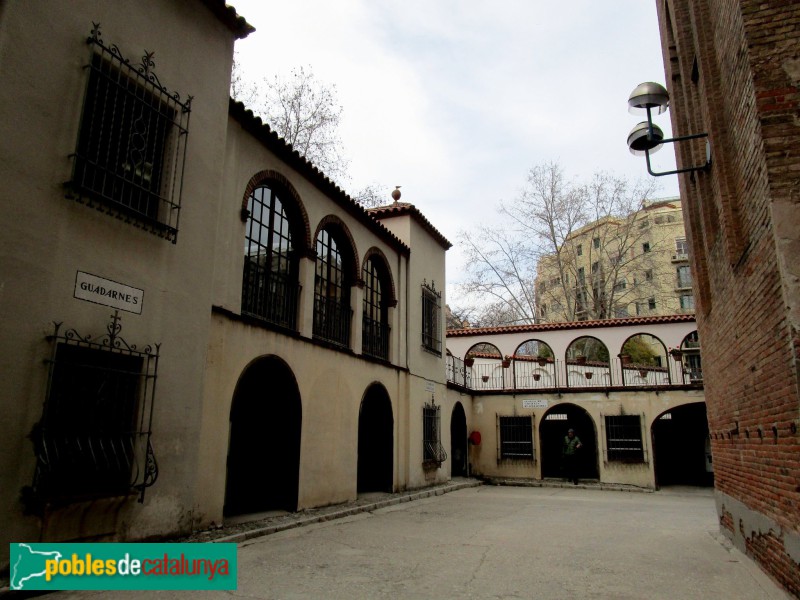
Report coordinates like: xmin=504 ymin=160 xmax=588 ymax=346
xmin=213 ymin=479 xmax=482 ymax=544
xmin=483 ymin=477 xmax=655 ymax=493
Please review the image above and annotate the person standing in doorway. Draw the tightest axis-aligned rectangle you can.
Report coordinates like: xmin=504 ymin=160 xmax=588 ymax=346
xmin=562 ymin=428 xmax=582 ymax=484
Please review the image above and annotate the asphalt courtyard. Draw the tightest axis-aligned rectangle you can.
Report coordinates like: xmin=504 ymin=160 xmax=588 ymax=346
xmin=37 ymin=484 xmax=792 ymax=599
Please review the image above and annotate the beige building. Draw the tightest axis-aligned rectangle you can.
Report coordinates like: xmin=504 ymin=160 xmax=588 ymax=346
xmin=0 ymin=0 xmax=456 ymax=570
xmin=536 ymin=198 xmax=694 ymax=322
xmin=445 ymin=316 xmax=708 ymax=490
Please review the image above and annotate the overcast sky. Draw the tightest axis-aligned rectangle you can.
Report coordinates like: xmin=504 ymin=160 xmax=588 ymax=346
xmin=231 ymin=1 xmax=679 ymax=302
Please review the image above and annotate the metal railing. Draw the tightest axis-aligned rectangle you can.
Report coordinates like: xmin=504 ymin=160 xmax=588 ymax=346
xmin=313 ymin=295 xmax=352 ymax=348
xmin=362 ymin=315 xmax=389 ymax=360
xmin=242 ymin=269 xmax=300 ymax=330
xmin=446 ymin=355 xmax=702 ymax=391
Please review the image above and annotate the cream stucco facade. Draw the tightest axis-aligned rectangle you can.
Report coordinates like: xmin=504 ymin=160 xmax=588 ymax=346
xmin=0 ymin=0 xmax=455 ymax=570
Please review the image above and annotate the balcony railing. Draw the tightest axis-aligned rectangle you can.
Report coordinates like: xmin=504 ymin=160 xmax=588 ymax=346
xmin=242 ymin=269 xmax=300 ymax=330
xmin=313 ymin=295 xmax=352 ymax=348
xmin=446 ymin=355 xmax=702 ymax=391
xmin=362 ymin=315 xmax=389 ymax=360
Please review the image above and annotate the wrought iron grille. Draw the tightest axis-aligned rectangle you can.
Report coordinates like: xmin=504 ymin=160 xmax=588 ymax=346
xmin=242 ymin=269 xmax=300 ymax=329
xmin=423 ymin=401 xmax=447 ymax=466
xmin=498 ymin=416 xmax=534 ymax=460
xmin=32 ymin=312 xmax=159 ymax=504
xmin=314 ymin=295 xmax=352 ymax=347
xmin=362 ymin=257 xmax=389 ymax=359
xmin=66 ymin=23 xmax=191 ymax=243
xmin=362 ymin=315 xmax=390 ymax=360
xmin=604 ymin=415 xmax=644 ymax=462
xmin=421 ymin=280 xmax=442 ymax=355
xmin=314 ymin=229 xmax=352 ymax=347
xmin=242 ymin=184 xmax=299 ymax=329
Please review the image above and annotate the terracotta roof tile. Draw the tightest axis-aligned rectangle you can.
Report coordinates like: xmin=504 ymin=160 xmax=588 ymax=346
xmin=369 ymin=203 xmax=452 ymax=250
xmin=229 ymin=99 xmax=410 ymax=256
xmin=203 ymin=1 xmax=255 ymax=38
xmin=446 ymin=314 xmax=696 ymax=337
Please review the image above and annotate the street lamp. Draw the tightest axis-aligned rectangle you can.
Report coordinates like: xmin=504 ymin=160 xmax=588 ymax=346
xmin=626 ymin=82 xmax=711 ymax=177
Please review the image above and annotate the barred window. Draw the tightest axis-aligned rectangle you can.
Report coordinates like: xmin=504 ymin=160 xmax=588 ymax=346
xmin=423 ymin=402 xmax=447 ymax=466
xmin=421 ymin=281 xmax=441 ymax=355
xmin=362 ymin=257 xmax=390 ymax=359
xmin=605 ymin=415 xmax=644 ymax=462
xmin=67 ymin=25 xmax=190 ymax=243
xmin=499 ymin=416 xmax=534 ymax=460
xmin=314 ymin=229 xmax=352 ymax=347
xmin=30 ymin=316 xmax=159 ymax=504
xmin=242 ymin=184 xmax=299 ymax=329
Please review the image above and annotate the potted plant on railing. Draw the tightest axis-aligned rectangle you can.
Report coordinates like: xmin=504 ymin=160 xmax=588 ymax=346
xmin=619 ymin=353 xmax=632 ymax=365
xmin=576 ymin=354 xmax=587 ymax=365
xmin=537 ymin=357 xmax=548 ymax=367
xmin=638 ymin=368 xmax=649 ymax=379
xmin=481 ymin=375 xmax=490 ymax=382
xmin=533 ymin=373 xmax=541 ymax=381
xmin=669 ymin=348 xmax=683 ymax=360
xmin=502 ymin=355 xmax=512 ymax=368
xmin=585 ymin=372 xmax=593 ymax=380
xmin=464 ymin=357 xmax=474 ymax=367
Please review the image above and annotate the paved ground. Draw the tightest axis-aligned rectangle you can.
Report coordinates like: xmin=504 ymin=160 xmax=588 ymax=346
xmin=9 ymin=482 xmax=793 ymax=599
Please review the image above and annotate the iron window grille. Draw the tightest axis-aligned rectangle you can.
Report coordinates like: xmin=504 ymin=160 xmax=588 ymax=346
xmin=314 ymin=229 xmax=352 ymax=347
xmin=498 ymin=415 xmax=534 ymax=460
xmin=421 ymin=280 xmax=442 ymax=355
xmin=30 ymin=312 xmax=159 ymax=507
xmin=362 ymin=257 xmax=390 ymax=360
xmin=66 ymin=23 xmax=191 ymax=243
xmin=242 ymin=184 xmax=300 ymax=329
xmin=604 ymin=415 xmax=645 ymax=462
xmin=423 ymin=401 xmax=447 ymax=466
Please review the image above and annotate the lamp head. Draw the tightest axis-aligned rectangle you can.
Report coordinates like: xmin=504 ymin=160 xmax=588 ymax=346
xmin=628 ymin=82 xmax=669 ymax=115
xmin=627 ymin=121 xmax=664 ymax=156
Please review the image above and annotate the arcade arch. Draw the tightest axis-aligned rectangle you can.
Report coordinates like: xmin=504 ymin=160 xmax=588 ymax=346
xmin=225 ymin=356 xmax=302 ymax=516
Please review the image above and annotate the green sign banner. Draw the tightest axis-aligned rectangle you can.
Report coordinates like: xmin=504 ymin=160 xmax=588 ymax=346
xmin=10 ymin=542 xmax=237 ymax=590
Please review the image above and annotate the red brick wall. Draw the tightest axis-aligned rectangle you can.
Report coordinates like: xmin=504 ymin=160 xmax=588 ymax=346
xmin=656 ymin=1 xmax=800 ymax=596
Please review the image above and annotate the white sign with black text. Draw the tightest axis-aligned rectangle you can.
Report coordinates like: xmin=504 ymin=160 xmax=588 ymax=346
xmin=74 ymin=271 xmax=144 ymax=315
xmin=522 ymin=399 xmax=548 ymax=409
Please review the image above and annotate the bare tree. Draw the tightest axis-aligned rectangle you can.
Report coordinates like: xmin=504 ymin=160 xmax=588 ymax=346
xmin=353 ymin=183 xmax=393 ymax=209
xmin=232 ymin=64 xmax=350 ymax=184
xmin=532 ymin=169 xmax=661 ymax=321
xmin=457 ymin=225 xmax=539 ymax=325
xmin=455 ymin=161 xmax=662 ymax=325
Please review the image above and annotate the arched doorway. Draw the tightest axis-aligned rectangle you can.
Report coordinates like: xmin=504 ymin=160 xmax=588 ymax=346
xmin=225 ymin=356 xmax=302 ymax=516
xmin=357 ymin=384 xmax=393 ymax=493
xmin=539 ymin=404 xmax=598 ymax=481
xmin=652 ymin=402 xmax=712 ymax=487
xmin=450 ymin=402 xmax=468 ymax=477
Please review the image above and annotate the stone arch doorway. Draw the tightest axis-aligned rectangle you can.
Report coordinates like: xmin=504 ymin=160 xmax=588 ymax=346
xmin=539 ymin=404 xmax=598 ymax=480
xmin=225 ymin=356 xmax=302 ymax=516
xmin=357 ymin=384 xmax=393 ymax=493
xmin=450 ymin=402 xmax=468 ymax=477
xmin=652 ymin=402 xmax=712 ymax=487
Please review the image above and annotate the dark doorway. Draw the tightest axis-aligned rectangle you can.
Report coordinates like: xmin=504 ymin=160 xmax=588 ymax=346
xmin=652 ymin=402 xmax=713 ymax=487
xmin=540 ymin=404 xmax=598 ymax=480
xmin=450 ymin=402 xmax=468 ymax=477
xmin=224 ymin=356 xmax=301 ymax=517
xmin=357 ymin=385 xmax=393 ymax=493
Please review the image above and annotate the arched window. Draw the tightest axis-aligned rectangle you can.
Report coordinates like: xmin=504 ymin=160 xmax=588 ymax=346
xmin=242 ymin=183 xmax=299 ymax=329
xmin=362 ymin=256 xmax=390 ymax=359
xmin=314 ymin=228 xmax=352 ymax=347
